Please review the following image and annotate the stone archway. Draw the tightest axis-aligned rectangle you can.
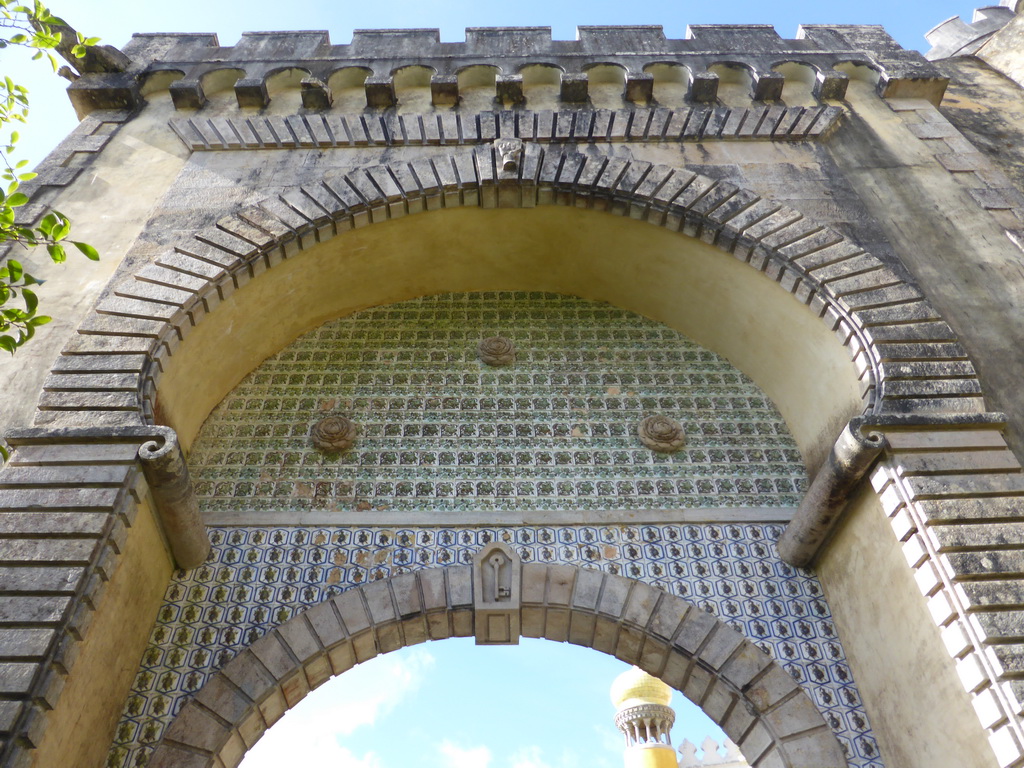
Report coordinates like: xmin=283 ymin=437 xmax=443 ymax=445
xmin=148 ymin=559 xmax=846 ymax=768
xmin=44 ymin=144 xmax=982 ymax=472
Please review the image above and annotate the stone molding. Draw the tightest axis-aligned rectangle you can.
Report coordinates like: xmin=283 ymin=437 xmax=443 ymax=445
xmin=167 ymin=105 xmax=844 ymax=152
xmin=145 ymin=562 xmax=847 ymax=768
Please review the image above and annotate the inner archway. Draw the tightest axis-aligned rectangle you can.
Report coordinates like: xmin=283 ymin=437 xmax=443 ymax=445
xmin=237 ymin=638 xmax=730 ymax=768
xmin=144 ymin=563 xmax=849 ymax=768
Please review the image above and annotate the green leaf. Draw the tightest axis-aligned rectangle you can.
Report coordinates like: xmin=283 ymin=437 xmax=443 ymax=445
xmin=22 ymin=287 xmax=36 ymax=314
xmin=72 ymin=240 xmax=98 ymax=260
xmin=7 ymin=259 xmax=21 ymax=281
xmin=0 ymin=442 xmax=9 ymax=462
xmin=0 ymin=335 xmax=17 ymax=354
xmin=38 ymin=212 xmax=56 ymax=235
xmin=17 ymin=172 xmax=36 ymax=182
xmin=7 ymin=192 xmax=27 ymax=207
xmin=28 ymin=314 xmax=50 ymax=326
xmin=46 ymin=243 xmax=64 ymax=263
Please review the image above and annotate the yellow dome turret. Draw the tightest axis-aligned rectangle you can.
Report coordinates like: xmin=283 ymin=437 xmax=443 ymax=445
xmin=610 ymin=667 xmax=677 ymax=768
xmin=611 ymin=667 xmax=674 ymax=710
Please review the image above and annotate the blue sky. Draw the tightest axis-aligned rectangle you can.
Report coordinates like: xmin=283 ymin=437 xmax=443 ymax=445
xmin=238 ymin=638 xmax=726 ymax=768
xmin=1 ymin=1 xmax=985 ymax=764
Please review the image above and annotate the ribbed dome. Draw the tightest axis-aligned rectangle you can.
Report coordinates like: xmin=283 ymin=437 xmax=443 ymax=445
xmin=610 ymin=666 xmax=673 ymax=709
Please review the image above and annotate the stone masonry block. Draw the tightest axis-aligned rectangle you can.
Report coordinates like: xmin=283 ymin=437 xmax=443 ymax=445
xmin=597 ymin=574 xmax=630 ymax=618
xmin=746 ymin=664 xmax=799 ymax=712
xmin=332 ymin=589 xmax=370 ymax=635
xmin=782 ymin=730 xmax=848 ymax=768
xmin=624 ymin=73 xmax=654 ymax=103
xmin=568 ymin=611 xmax=597 ymax=647
xmin=683 ymin=663 xmax=713 ymax=704
xmin=622 ymin=582 xmax=660 ymax=628
xmin=276 ymin=617 xmax=322 ymax=663
xmin=362 ymin=581 xmax=396 ymax=625
xmin=431 ymin=75 xmax=459 ymax=106
xmin=496 ymin=75 xmax=524 ymax=104
xmin=739 ymin=721 xmax=773 ymax=764
xmin=764 ymin=692 xmax=828 ymax=737
xmin=303 ymin=600 xmax=346 ymax=649
xmin=364 ymin=76 xmax=396 ymax=108
xmin=674 ymin=606 xmax=717 ymax=655
xmin=418 ymin=568 xmax=447 ymax=612
xmin=447 ymin=565 xmax=473 ymax=607
xmin=546 ymin=564 xmax=575 ymax=606
xmin=700 ymin=679 xmax=738 ymax=724
xmin=560 ymin=73 xmax=588 ymax=103
xmin=391 ymin=572 xmax=422 ymax=618
xmin=221 ymin=650 xmax=279 ymax=704
xmin=234 ymin=78 xmax=269 ymax=108
xmin=689 ymin=71 xmax=719 ymax=102
xmin=571 ymin=566 xmax=604 ymax=611
xmin=719 ymin=640 xmax=773 ymax=690
xmin=194 ymin=674 xmax=254 ymax=726
xmin=248 ymin=632 xmax=297 ymax=682
xmin=699 ymin=625 xmax=746 ymax=670
xmin=163 ymin=701 xmax=231 ymax=754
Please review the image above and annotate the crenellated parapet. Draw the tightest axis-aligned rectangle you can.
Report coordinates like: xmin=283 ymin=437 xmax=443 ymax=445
xmin=65 ymin=24 xmax=949 ymax=117
xmin=925 ymin=2 xmax=1018 ymax=60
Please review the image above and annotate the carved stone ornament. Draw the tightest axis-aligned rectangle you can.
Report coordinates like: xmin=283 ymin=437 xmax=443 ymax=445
xmin=638 ymin=414 xmax=686 ymax=453
xmin=311 ymin=416 xmax=359 ymax=452
xmin=494 ymin=138 xmax=523 ymax=172
xmin=478 ymin=336 xmax=515 ymax=366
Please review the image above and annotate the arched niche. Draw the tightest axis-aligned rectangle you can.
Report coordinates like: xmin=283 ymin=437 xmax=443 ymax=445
xmin=154 ymin=202 xmax=863 ymax=472
xmin=146 ymin=563 xmax=847 ymax=768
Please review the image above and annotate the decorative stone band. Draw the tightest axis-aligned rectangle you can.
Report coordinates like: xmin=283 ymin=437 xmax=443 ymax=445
xmin=167 ymin=105 xmax=844 ymax=152
xmin=864 ymin=417 xmax=1024 ymax=766
xmin=145 ymin=562 xmax=848 ymax=768
xmin=6 ymin=426 xmax=208 ymax=570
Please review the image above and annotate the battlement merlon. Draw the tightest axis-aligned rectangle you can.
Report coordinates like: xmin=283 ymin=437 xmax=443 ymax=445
xmin=66 ymin=23 xmax=949 ymax=117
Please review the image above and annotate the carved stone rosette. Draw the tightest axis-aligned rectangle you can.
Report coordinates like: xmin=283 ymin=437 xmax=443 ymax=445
xmin=638 ymin=415 xmax=686 ymax=453
xmin=478 ymin=336 xmax=515 ymax=366
xmin=310 ymin=416 xmax=359 ymax=452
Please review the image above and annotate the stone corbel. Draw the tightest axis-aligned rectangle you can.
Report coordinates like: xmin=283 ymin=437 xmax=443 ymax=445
xmin=777 ymin=412 xmax=1009 ymax=568
xmin=138 ymin=427 xmax=210 ymax=569
xmin=776 ymin=417 xmax=885 ymax=568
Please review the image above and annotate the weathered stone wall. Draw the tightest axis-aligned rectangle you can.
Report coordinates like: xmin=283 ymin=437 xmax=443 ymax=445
xmin=1 ymin=20 xmax=1024 ymax=768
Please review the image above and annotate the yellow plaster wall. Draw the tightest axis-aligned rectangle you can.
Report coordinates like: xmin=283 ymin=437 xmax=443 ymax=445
xmin=817 ymin=487 xmax=998 ymax=768
xmin=30 ymin=495 xmax=174 ymax=768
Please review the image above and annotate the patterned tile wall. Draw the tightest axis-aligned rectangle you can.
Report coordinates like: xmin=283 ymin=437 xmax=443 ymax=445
xmin=105 ymin=524 xmax=884 ymax=768
xmin=106 ymin=292 xmax=882 ymax=767
xmin=186 ymin=292 xmax=807 ymax=516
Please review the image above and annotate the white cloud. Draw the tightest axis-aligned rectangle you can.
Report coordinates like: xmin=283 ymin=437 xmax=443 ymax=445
xmin=437 ymin=739 xmax=493 ymax=768
xmin=508 ymin=745 xmax=552 ymax=768
xmin=508 ymin=745 xmax=581 ymax=768
xmin=240 ymin=647 xmax=436 ymax=767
